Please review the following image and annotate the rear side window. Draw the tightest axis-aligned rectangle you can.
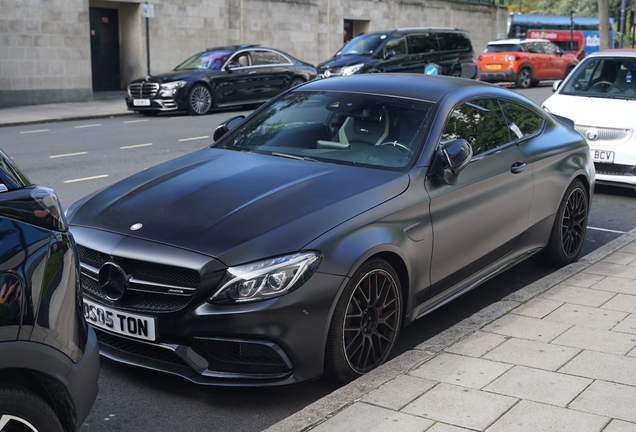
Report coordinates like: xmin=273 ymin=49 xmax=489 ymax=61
xmin=499 ymin=101 xmax=544 ymax=138
xmin=437 ymin=33 xmax=472 ymax=51
xmin=251 ymin=50 xmax=291 ymax=66
xmin=408 ymin=33 xmax=440 ymax=54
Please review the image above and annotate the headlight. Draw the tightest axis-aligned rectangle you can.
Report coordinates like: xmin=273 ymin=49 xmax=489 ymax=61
xmin=209 ymin=252 xmax=322 ymax=304
xmin=342 ymin=64 xmax=363 ymax=76
xmin=159 ymin=80 xmax=187 ymax=96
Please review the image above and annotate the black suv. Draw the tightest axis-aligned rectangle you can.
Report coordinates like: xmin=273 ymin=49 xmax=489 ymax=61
xmin=0 ymin=148 xmax=99 ymax=432
xmin=317 ymin=27 xmax=477 ymax=78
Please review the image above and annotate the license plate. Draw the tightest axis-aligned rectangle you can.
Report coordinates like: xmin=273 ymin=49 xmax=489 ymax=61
xmin=592 ymin=149 xmax=614 ymax=163
xmin=83 ymin=297 xmax=157 ymax=341
xmin=486 ymin=64 xmax=501 ymax=70
xmin=133 ymin=99 xmax=151 ymax=106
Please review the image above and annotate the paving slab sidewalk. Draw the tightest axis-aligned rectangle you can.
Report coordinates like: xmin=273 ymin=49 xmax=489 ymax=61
xmin=266 ymin=227 xmax=636 ymax=432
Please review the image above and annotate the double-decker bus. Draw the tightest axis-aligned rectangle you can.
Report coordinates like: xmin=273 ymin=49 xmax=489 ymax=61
xmin=508 ymin=13 xmax=615 ymax=58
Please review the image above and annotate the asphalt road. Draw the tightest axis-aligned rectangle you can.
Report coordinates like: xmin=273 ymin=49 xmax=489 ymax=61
xmin=1 ymin=85 xmax=634 ymax=432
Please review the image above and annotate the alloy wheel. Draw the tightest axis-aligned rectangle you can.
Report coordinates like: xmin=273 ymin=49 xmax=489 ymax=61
xmin=342 ymin=268 xmax=401 ymax=374
xmin=189 ymin=86 xmax=212 ymax=115
xmin=560 ymin=187 xmax=587 ymax=258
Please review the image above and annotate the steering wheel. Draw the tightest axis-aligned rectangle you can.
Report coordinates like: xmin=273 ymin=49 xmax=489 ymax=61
xmin=380 ymin=141 xmax=413 ymax=155
xmin=589 ymin=81 xmax=620 ymax=93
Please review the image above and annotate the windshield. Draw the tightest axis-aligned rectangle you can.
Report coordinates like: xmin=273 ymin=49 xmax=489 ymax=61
xmin=560 ymin=57 xmax=636 ymax=100
xmin=214 ymin=90 xmax=433 ymax=171
xmin=174 ymin=49 xmax=233 ymax=71
xmin=335 ymin=33 xmax=389 ymax=57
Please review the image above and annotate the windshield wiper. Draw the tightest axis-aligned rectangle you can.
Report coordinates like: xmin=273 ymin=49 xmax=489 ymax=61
xmin=271 ymin=152 xmax=319 ymax=162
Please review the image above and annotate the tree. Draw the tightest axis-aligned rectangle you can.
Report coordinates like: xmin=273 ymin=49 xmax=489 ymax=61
xmin=598 ymin=0 xmax=612 ymax=48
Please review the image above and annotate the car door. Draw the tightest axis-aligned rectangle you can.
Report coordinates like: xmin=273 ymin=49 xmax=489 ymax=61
xmin=249 ymin=49 xmax=293 ymax=99
xmin=425 ymin=98 xmax=534 ymax=296
xmin=216 ymin=51 xmax=253 ymax=106
xmin=405 ymin=33 xmax=441 ymax=73
xmin=376 ymin=35 xmax=409 ymax=73
xmin=525 ymin=41 xmax=549 ymax=79
xmin=542 ymin=41 xmax=565 ymax=78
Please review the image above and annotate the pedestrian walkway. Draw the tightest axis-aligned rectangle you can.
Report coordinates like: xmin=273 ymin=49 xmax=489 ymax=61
xmin=0 ymin=92 xmax=130 ymax=127
xmin=266 ymin=228 xmax=636 ymax=432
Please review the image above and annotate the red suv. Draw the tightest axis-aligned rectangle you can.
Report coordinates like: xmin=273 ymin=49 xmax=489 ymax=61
xmin=477 ymin=38 xmax=578 ymax=88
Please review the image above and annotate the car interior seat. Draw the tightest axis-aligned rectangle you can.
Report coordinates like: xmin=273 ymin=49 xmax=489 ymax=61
xmin=611 ymin=65 xmax=636 ymax=96
xmin=338 ymin=107 xmax=390 ymax=147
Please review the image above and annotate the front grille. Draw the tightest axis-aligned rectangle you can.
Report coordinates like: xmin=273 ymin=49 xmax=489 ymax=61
xmin=191 ymin=338 xmax=292 ymax=375
xmin=95 ymin=328 xmax=190 ymax=367
xmin=128 ymin=82 xmax=159 ymax=98
xmin=595 ymin=162 xmax=636 ymax=176
xmin=574 ymin=125 xmax=632 ymax=145
xmin=77 ymin=244 xmax=208 ymax=313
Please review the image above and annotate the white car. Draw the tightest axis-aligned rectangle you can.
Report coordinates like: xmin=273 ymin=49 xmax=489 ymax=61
xmin=542 ymin=49 xmax=636 ymax=190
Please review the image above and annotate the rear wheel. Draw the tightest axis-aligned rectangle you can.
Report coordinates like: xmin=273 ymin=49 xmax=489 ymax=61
xmin=516 ymin=68 xmax=532 ymax=89
xmin=536 ymin=179 xmax=588 ymax=267
xmin=187 ymin=84 xmax=212 ymax=115
xmin=0 ymin=384 xmax=64 ymax=432
xmin=324 ymin=258 xmax=402 ymax=383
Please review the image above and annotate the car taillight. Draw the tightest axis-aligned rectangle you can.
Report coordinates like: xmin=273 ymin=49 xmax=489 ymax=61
xmin=478 ymin=55 xmax=483 ymax=61
xmin=505 ymin=55 xmax=520 ymax=61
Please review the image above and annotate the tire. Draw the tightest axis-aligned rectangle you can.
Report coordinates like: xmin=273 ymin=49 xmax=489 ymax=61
xmin=450 ymin=69 xmax=462 ymax=77
xmin=324 ymin=258 xmax=403 ymax=383
xmin=516 ymin=68 xmax=532 ymax=89
xmin=288 ymin=77 xmax=304 ymax=89
xmin=187 ymin=84 xmax=212 ymax=115
xmin=535 ymin=179 xmax=588 ymax=267
xmin=0 ymin=384 xmax=64 ymax=432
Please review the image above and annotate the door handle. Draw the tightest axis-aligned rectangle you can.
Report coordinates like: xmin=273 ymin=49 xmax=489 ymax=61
xmin=511 ymin=161 xmax=526 ymax=174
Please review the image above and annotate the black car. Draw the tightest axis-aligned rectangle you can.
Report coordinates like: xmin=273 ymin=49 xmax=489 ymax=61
xmin=0 ymin=149 xmax=99 ymax=431
xmin=125 ymin=44 xmax=317 ymax=116
xmin=69 ymin=74 xmax=593 ymax=387
xmin=318 ymin=28 xmax=477 ymax=79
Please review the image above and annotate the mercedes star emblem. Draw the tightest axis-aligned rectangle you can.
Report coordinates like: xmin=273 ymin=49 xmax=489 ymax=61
xmin=98 ymin=262 xmax=129 ymax=301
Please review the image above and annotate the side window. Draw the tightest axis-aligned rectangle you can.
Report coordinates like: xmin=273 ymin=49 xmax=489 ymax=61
xmin=385 ymin=35 xmax=407 ymax=56
xmin=543 ymin=42 xmax=559 ymax=55
xmin=228 ymin=53 xmax=250 ymax=67
xmin=441 ymin=99 xmax=512 ymax=155
xmin=251 ymin=50 xmax=290 ymax=66
xmin=407 ymin=33 xmax=439 ymax=54
xmin=437 ymin=33 xmax=471 ymax=51
xmin=500 ymin=101 xmax=544 ymax=138
xmin=525 ymin=42 xmax=544 ymax=54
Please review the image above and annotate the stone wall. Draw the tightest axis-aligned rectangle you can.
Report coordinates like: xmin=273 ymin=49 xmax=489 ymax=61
xmin=0 ymin=0 xmax=509 ymax=108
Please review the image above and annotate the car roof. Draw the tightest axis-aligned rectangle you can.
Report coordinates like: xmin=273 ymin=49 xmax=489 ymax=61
xmin=361 ymin=27 xmax=469 ymax=36
xmin=586 ymin=48 xmax=636 ymax=58
xmin=488 ymin=38 xmax=551 ymax=45
xmin=295 ymin=74 xmax=528 ymax=105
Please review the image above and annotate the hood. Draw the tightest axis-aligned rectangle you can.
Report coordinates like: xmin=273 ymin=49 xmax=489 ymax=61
xmin=68 ymin=148 xmax=408 ymax=266
xmin=543 ymin=93 xmax=636 ymax=128
xmin=317 ymin=55 xmax=373 ymax=71
xmin=130 ymin=69 xmax=219 ymax=84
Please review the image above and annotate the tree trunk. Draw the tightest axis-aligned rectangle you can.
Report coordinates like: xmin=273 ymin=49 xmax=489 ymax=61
xmin=598 ymin=0 xmax=612 ymax=49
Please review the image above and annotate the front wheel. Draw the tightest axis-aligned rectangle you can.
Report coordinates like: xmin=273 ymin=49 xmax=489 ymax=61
xmin=288 ymin=77 xmax=304 ymax=89
xmin=0 ymin=384 xmax=64 ymax=432
xmin=536 ymin=179 xmax=588 ymax=267
xmin=324 ymin=258 xmax=403 ymax=383
xmin=187 ymin=84 xmax=212 ymax=115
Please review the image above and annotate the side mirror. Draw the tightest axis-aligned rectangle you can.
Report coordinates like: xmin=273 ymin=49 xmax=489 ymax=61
xmin=552 ymin=80 xmax=562 ymax=92
xmin=440 ymin=139 xmax=472 ymax=185
xmin=384 ymin=49 xmax=396 ymax=60
xmin=213 ymin=115 xmax=245 ymax=141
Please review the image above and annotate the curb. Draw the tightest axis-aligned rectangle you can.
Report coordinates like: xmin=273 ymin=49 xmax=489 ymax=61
xmin=264 ymin=227 xmax=636 ymax=432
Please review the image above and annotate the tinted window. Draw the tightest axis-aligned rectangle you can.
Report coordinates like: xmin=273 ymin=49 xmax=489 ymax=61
xmin=524 ymin=42 xmax=544 ymax=54
xmin=542 ymin=41 xmax=561 ymax=54
xmin=437 ymin=32 xmax=471 ymax=51
xmin=408 ymin=33 xmax=439 ymax=54
xmin=251 ymin=50 xmax=291 ymax=65
xmin=385 ymin=35 xmax=407 ymax=55
xmin=485 ymin=44 xmax=520 ymax=53
xmin=499 ymin=101 xmax=543 ymax=138
xmin=336 ymin=33 xmax=388 ymax=56
xmin=441 ymin=99 xmax=512 ymax=154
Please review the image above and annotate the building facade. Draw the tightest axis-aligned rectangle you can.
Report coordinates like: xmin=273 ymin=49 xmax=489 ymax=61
xmin=0 ymin=0 xmax=508 ymax=108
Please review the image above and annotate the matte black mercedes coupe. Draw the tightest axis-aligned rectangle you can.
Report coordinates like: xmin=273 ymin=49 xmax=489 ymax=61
xmin=125 ymin=45 xmax=317 ymax=116
xmin=69 ymin=74 xmax=594 ymax=386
